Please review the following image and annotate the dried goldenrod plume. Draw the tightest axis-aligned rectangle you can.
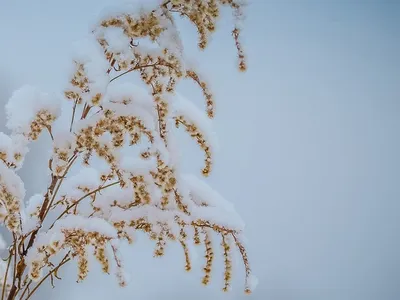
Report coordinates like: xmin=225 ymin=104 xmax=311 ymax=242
xmin=0 ymin=1 xmax=257 ymax=299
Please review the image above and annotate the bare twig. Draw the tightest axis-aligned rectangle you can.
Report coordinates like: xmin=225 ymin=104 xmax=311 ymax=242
xmin=25 ymin=253 xmax=71 ymax=300
xmin=42 ymin=154 xmax=78 ymax=220
xmin=109 ymin=61 xmax=163 ymax=83
xmin=70 ymin=99 xmax=78 ymax=132
xmin=19 ymin=280 xmax=30 ymax=300
xmin=46 ymin=126 xmax=54 ymax=141
xmin=1 ymin=250 xmax=12 ymax=300
xmin=11 ymin=237 xmax=17 ymax=294
xmin=49 ymin=180 xmax=120 ymax=229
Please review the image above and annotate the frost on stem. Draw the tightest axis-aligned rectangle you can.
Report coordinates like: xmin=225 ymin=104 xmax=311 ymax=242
xmin=0 ymin=0 xmax=256 ymax=299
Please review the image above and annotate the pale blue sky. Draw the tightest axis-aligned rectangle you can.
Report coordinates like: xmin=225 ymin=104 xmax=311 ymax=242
xmin=0 ymin=0 xmax=399 ymax=299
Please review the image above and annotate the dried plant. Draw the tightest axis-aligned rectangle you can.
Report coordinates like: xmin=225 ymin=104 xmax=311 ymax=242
xmin=0 ymin=0 xmax=257 ymax=299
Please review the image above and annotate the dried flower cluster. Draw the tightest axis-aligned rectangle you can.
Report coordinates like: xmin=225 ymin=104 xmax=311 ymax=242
xmin=0 ymin=1 xmax=256 ymax=299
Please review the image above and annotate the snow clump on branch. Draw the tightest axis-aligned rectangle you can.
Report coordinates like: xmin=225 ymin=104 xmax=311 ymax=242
xmin=0 ymin=1 xmax=256 ymax=299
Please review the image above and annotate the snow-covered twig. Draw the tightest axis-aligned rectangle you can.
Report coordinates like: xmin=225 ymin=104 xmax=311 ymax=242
xmin=0 ymin=1 xmax=256 ymax=299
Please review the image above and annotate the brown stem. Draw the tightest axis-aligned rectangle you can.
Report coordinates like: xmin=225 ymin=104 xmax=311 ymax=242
xmin=49 ymin=180 xmax=120 ymax=230
xmin=42 ymin=155 xmax=78 ymax=221
xmin=10 ymin=238 xmax=17 ymax=294
xmin=7 ymin=151 xmax=79 ymax=299
xmin=109 ymin=61 xmax=163 ymax=83
xmin=81 ymin=104 xmax=92 ymax=119
xmin=5 ymin=282 xmax=15 ymax=300
xmin=19 ymin=280 xmax=30 ymax=300
xmin=25 ymin=254 xmax=71 ymax=300
xmin=7 ymin=173 xmax=59 ymax=300
xmin=24 ymin=175 xmax=58 ymax=254
xmin=107 ymin=56 xmax=116 ymax=74
xmin=46 ymin=126 xmax=54 ymax=141
xmin=70 ymin=99 xmax=78 ymax=132
xmin=1 ymin=250 xmax=12 ymax=300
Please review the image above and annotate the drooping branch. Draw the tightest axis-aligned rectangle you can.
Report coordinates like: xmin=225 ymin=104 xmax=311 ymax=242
xmin=0 ymin=1 xmax=255 ymax=299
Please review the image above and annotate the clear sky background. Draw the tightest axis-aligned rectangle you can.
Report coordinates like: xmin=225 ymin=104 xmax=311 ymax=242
xmin=0 ymin=0 xmax=399 ymax=300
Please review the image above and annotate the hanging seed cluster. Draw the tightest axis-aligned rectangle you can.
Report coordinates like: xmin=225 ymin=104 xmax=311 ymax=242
xmin=0 ymin=1 xmax=256 ymax=298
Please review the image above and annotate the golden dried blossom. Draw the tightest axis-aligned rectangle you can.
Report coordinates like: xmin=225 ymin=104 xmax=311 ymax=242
xmin=0 ymin=1 xmax=256 ymax=300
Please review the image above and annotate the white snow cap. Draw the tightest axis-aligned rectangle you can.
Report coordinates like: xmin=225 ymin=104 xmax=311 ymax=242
xmin=55 ymin=215 xmax=118 ymax=238
xmin=0 ymin=160 xmax=25 ymax=202
xmin=0 ymin=132 xmax=29 ymax=169
xmin=105 ymin=82 xmax=154 ymax=111
xmin=101 ymin=27 xmax=131 ymax=54
xmin=96 ymin=1 xmax=164 ymax=23
xmin=172 ymin=93 xmax=219 ymax=153
xmin=67 ymin=36 xmax=110 ymax=105
xmin=0 ymin=132 xmax=14 ymax=157
xmin=246 ymin=274 xmax=259 ymax=291
xmin=182 ymin=174 xmax=245 ymax=231
xmin=5 ymin=85 xmax=62 ymax=135
xmin=25 ymin=194 xmax=44 ymax=216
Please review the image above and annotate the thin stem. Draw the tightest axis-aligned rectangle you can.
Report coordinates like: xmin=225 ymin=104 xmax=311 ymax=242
xmin=25 ymin=254 xmax=71 ymax=300
xmin=70 ymin=99 xmax=78 ymax=132
xmin=19 ymin=281 xmax=30 ymax=300
xmin=188 ymin=220 xmax=251 ymax=285
xmin=7 ymin=173 xmax=60 ymax=300
xmin=46 ymin=126 xmax=54 ymax=141
xmin=80 ymin=103 xmax=92 ymax=120
xmin=149 ymin=81 xmax=165 ymax=141
xmin=49 ymin=180 xmax=120 ymax=229
xmin=111 ymin=245 xmax=122 ymax=269
xmin=109 ymin=62 xmax=162 ymax=83
xmin=11 ymin=238 xmax=17 ymax=295
xmin=109 ymin=68 xmax=136 ymax=83
xmin=42 ymin=154 xmax=78 ymax=221
xmin=23 ymin=174 xmax=59 ymax=255
xmin=1 ymin=251 xmax=12 ymax=300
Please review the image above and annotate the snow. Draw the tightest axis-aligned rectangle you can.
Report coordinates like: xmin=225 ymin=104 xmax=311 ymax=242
xmin=55 ymin=215 xmax=118 ymax=238
xmin=25 ymin=194 xmax=44 ymax=216
xmin=165 ymin=118 xmax=182 ymax=167
xmin=102 ymin=27 xmax=131 ymax=54
xmin=0 ymin=0 xmax=255 ymax=294
xmin=93 ymin=185 xmax=132 ymax=217
xmin=73 ymin=111 xmax=103 ymax=134
xmin=182 ymin=174 xmax=235 ymax=213
xmin=21 ymin=193 xmax=44 ymax=234
xmin=108 ymin=206 xmax=189 ymax=231
xmin=0 ymin=132 xmax=13 ymax=158
xmin=0 ymin=132 xmax=30 ymax=170
xmin=27 ymin=216 xmax=118 ymax=268
xmin=5 ymin=85 xmax=62 ymax=135
xmin=103 ymin=82 xmax=158 ymax=133
xmin=156 ymin=11 xmax=184 ymax=56
xmin=59 ymin=167 xmax=101 ymax=198
xmin=172 ymin=93 xmax=219 ymax=153
xmin=192 ymin=206 xmax=244 ymax=232
xmin=105 ymin=83 xmax=155 ymax=112
xmin=10 ymin=134 xmax=30 ymax=165
xmin=94 ymin=0 xmax=184 ymax=56
xmin=246 ymin=273 xmax=259 ymax=292
xmin=0 ymin=160 xmax=26 ymax=203
xmin=95 ymin=1 xmax=164 ymax=25
xmin=67 ymin=36 xmax=110 ymax=105
xmin=120 ymin=156 xmax=157 ymax=175
xmin=21 ymin=213 xmax=40 ymax=235
xmin=52 ymin=129 xmax=76 ymax=151
xmin=0 ymin=133 xmax=16 ymax=162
